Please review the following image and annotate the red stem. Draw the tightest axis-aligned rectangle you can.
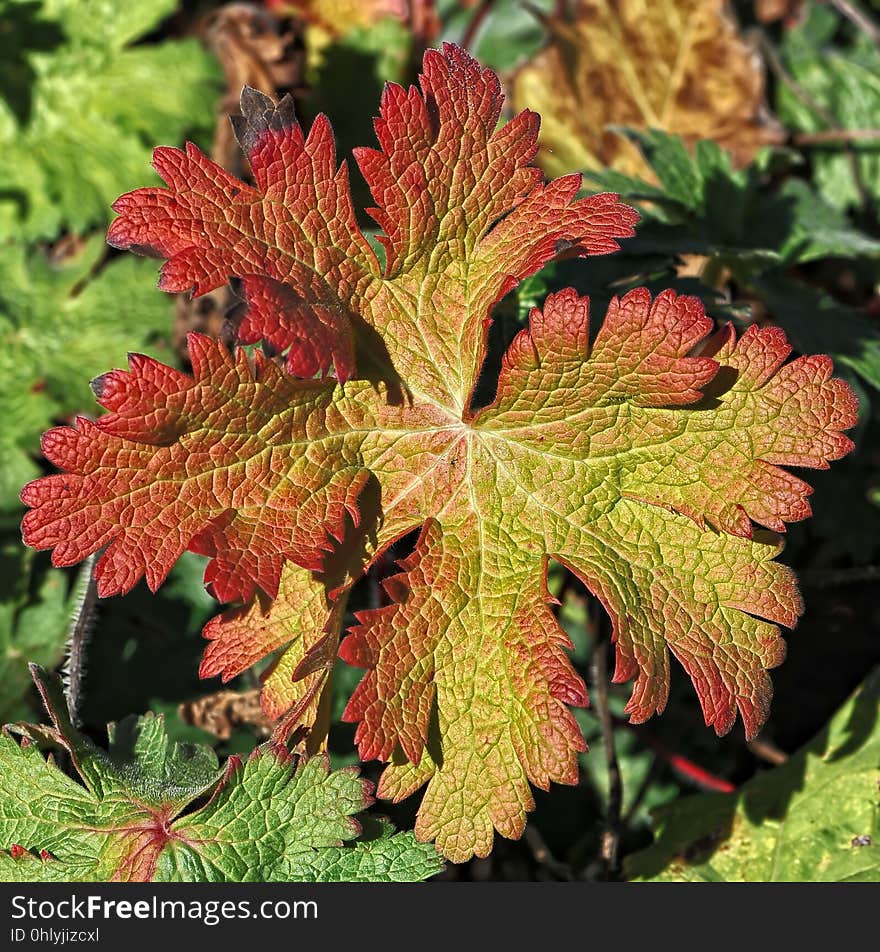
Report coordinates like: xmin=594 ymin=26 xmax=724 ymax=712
xmin=613 ymin=716 xmax=736 ymax=793
xmin=460 ymin=0 xmax=497 ymax=52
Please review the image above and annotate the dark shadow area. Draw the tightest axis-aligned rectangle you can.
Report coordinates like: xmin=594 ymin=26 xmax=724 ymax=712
xmin=0 ymin=189 xmax=30 ymax=221
xmin=828 ymin=668 xmax=880 ymax=762
xmin=303 ymin=45 xmax=389 ymax=227
xmin=771 ymin=581 xmax=880 ymax=752
xmin=319 ymin=473 xmax=383 ymax=591
xmin=79 ymin=574 xmax=214 ymax=729
xmin=469 ymin=292 xmax=529 ymax=412
xmin=0 ymin=1 xmax=65 ymax=125
xmin=351 ymin=310 xmax=406 ymax=403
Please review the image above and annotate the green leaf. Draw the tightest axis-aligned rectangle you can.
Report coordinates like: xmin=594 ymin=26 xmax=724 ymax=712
xmin=777 ymin=3 xmax=880 ymax=209
xmin=0 ymin=849 xmax=100 ymax=882
xmin=770 ymin=179 xmax=880 ymax=263
xmin=585 ymin=128 xmax=880 ymax=394
xmin=588 ymin=129 xmax=880 ymax=263
xmin=158 ymin=755 xmax=445 ymax=883
xmin=0 ymin=0 xmax=222 ymax=239
xmin=586 ymin=129 xmax=751 ymax=216
xmin=626 ymin=668 xmax=880 ymax=882
xmin=438 ymin=0 xmax=555 ymax=73
xmin=0 ymin=234 xmax=173 ymax=510
xmin=0 ymin=667 xmax=443 ymax=882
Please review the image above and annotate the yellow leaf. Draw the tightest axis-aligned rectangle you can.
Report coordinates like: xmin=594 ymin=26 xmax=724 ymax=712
xmin=512 ymin=0 xmax=782 ymax=179
xmin=267 ymin=0 xmax=406 ymax=36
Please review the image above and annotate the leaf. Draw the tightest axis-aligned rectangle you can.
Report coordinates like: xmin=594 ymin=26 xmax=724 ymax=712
xmin=201 ymin=562 xmax=340 ymax=725
xmin=0 ymin=0 xmax=221 ymax=239
xmin=777 ymin=3 xmax=880 ymax=209
xmin=548 ymin=246 xmax=735 ymax=341
xmin=767 ymin=178 xmax=880 ymax=263
xmin=626 ymin=668 xmax=880 ymax=881
xmin=584 ymin=130 xmax=880 ymax=394
xmin=438 ymin=0 xmax=555 ymax=74
xmin=587 ymin=130 xmax=880 ymax=264
xmin=177 ymin=688 xmax=270 ymax=742
xmin=0 ymin=235 xmax=174 ymax=511
xmin=21 ymin=46 xmax=856 ymax=862
xmin=300 ymin=14 xmax=415 ymax=224
xmin=0 ymin=666 xmax=443 ymax=882
xmin=266 ymin=0 xmax=406 ymax=37
xmin=510 ymin=0 xmax=781 ymax=180
xmin=156 ymin=756 xmax=442 ymax=883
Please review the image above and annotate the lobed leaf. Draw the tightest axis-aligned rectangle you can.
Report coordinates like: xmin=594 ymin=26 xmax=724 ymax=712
xmin=20 ymin=45 xmax=857 ymax=862
xmin=105 ymin=44 xmax=636 ymax=403
xmin=0 ymin=667 xmax=442 ymax=882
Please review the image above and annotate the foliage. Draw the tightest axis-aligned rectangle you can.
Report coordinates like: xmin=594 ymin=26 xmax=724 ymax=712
xmin=0 ymin=0 xmax=221 ymax=240
xmin=627 ymin=668 xmax=880 ymax=881
xmin=0 ymin=544 xmax=72 ymax=724
xmin=20 ymin=44 xmax=858 ymax=863
xmin=0 ymin=235 xmax=174 ymax=510
xmin=511 ymin=0 xmax=781 ymax=179
xmin=585 ymin=128 xmax=880 ymax=392
xmin=0 ymin=666 xmax=443 ymax=881
xmin=1 ymin=0 xmax=878 ymax=883
xmin=777 ymin=2 xmax=880 ymax=209
xmin=270 ymin=0 xmax=406 ymax=35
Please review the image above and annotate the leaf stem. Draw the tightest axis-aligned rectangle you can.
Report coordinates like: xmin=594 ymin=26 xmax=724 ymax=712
xmin=793 ymin=128 xmax=880 ymax=145
xmin=748 ymin=737 xmax=789 ymax=765
xmin=591 ymin=618 xmax=622 ymax=880
xmin=63 ymin=554 xmax=99 ymax=727
xmin=754 ymin=28 xmax=874 ymax=212
xmin=829 ymin=0 xmax=880 ymax=48
xmin=460 ymin=0 xmax=497 ymax=52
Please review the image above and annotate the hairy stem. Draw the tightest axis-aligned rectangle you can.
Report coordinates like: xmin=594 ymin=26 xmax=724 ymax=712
xmin=63 ymin=554 xmax=99 ymax=727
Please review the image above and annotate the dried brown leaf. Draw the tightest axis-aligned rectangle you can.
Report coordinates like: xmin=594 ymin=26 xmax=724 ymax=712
xmin=754 ymin=0 xmax=806 ymax=25
xmin=512 ymin=0 xmax=783 ymax=179
xmin=179 ymin=689 xmax=271 ymax=741
xmin=203 ymin=3 xmax=305 ymax=173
